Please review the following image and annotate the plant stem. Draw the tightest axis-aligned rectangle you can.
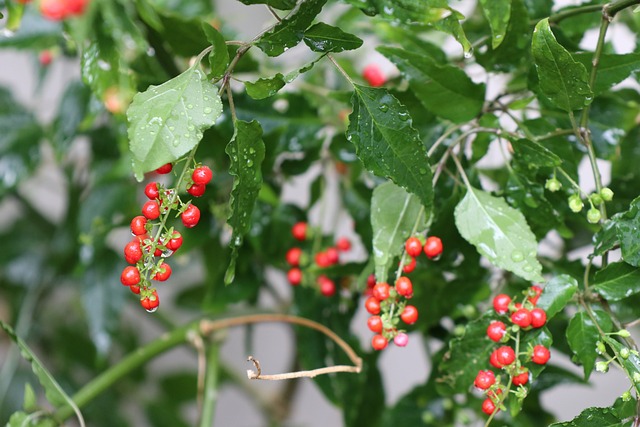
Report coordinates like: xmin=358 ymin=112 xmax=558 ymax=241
xmin=605 ymin=0 xmax=640 ymax=17
xmin=328 ymin=54 xmax=355 ymax=86
xmin=547 ymin=5 xmax=602 ymax=24
xmin=198 ymin=342 xmax=220 ymax=427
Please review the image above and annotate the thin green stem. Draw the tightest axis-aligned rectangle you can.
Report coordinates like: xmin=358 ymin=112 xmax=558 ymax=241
xmin=547 ymin=4 xmax=602 ymax=24
xmin=198 ymin=342 xmax=220 ymax=427
xmin=450 ymin=151 xmax=473 ymax=190
xmin=327 ymin=54 xmax=355 ymax=87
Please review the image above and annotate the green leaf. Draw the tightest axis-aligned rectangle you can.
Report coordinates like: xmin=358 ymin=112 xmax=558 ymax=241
xmin=615 ymin=196 xmax=640 ymax=267
xmin=370 ymin=181 xmax=426 ymax=281
xmin=531 ymin=18 xmax=593 ymax=112
xmin=0 ymin=11 xmax=62 ymax=49
xmin=454 ymin=187 xmax=543 ymax=282
xmin=574 ymin=52 xmax=640 ymax=95
xmin=347 ymin=85 xmax=433 ymax=209
xmin=479 ymin=0 xmax=511 ymax=49
xmin=511 ymin=138 xmax=562 ymax=169
xmin=593 ymin=219 xmax=619 ymax=257
xmin=244 ymin=74 xmax=286 ymax=100
xmin=23 ymin=383 xmax=38 ymax=412
xmin=236 ymin=0 xmax=297 ymax=10
xmin=537 ymin=275 xmax=578 ymax=319
xmin=127 ymin=63 xmax=222 ymax=180
xmin=302 ymin=22 xmax=363 ymax=53
xmin=256 ymin=0 xmax=328 ymax=57
xmin=4 ymin=0 xmax=25 ymax=31
xmin=202 ymin=22 xmax=229 ymax=80
xmin=378 ymin=47 xmax=485 ymax=123
xmin=51 ymin=82 xmax=91 ymax=157
xmin=224 ymin=120 xmax=265 ymax=285
xmin=593 ymin=262 xmax=640 ymax=301
xmin=549 ymin=406 xmax=624 ymax=427
xmin=567 ymin=310 xmax=613 ymax=379
xmin=604 ymin=337 xmax=640 ymax=395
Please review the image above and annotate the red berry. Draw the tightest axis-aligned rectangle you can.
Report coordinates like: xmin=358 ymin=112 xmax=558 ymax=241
xmin=187 ymin=183 xmax=206 ymax=197
xmin=394 ymin=333 xmax=409 ymax=347
xmin=487 ymin=321 xmax=506 ymax=342
xmin=142 ymin=201 xmax=160 ymax=220
xmin=400 ymin=305 xmax=418 ymax=325
xmin=140 ymin=290 xmax=159 ymax=312
xmin=292 ymin=222 xmax=307 ymax=241
xmin=530 ymin=308 xmax=547 ymax=328
xmin=395 ymin=276 xmax=413 ymax=298
xmin=120 ymin=266 xmax=140 ymax=286
xmin=362 ymin=64 xmax=385 ymax=87
xmin=165 ymin=232 xmax=183 ymax=252
xmin=495 ymin=346 xmax=516 ymax=366
xmin=130 ymin=284 xmax=141 ymax=294
xmin=512 ymin=370 xmax=529 ymax=386
xmin=474 ymin=370 xmax=495 ymax=390
xmin=181 ymin=204 xmax=201 ymax=228
xmin=511 ymin=308 xmax=532 ymax=328
xmin=192 ymin=165 xmax=213 ymax=185
xmin=489 ymin=349 xmax=503 ymax=368
xmin=481 ymin=398 xmax=497 ymax=416
xmin=153 ymin=262 xmax=172 ymax=281
xmin=366 ymin=274 xmax=376 ymax=288
xmin=39 ymin=51 xmax=53 ymax=66
xmin=493 ymin=294 xmax=511 ymax=314
xmin=336 ymin=237 xmax=351 ymax=252
xmin=372 ymin=282 xmax=391 ymax=301
xmin=364 ymin=296 xmax=381 ymax=315
xmin=528 ymin=285 xmax=543 ymax=305
xmin=124 ymin=239 xmax=143 ymax=264
xmin=145 ymin=182 xmax=159 ymax=199
xmin=325 ymin=247 xmax=340 ymax=265
xmin=531 ymin=345 xmax=550 ymax=364
xmin=130 ymin=215 xmax=147 ymax=235
xmin=402 ymin=256 xmax=416 ymax=274
xmin=318 ymin=276 xmax=336 ymax=296
xmin=286 ymin=247 xmax=302 ymax=266
xmin=371 ymin=334 xmax=388 ymax=351
xmin=155 ymin=163 xmax=173 ymax=174
xmin=315 ymin=251 xmax=331 ymax=268
xmin=287 ymin=268 xmax=302 ymax=286
xmin=423 ymin=236 xmax=443 ymax=259
xmin=405 ymin=237 xmax=422 ymax=258
xmin=39 ymin=0 xmax=68 ymax=20
xmin=367 ymin=316 xmax=383 ymax=333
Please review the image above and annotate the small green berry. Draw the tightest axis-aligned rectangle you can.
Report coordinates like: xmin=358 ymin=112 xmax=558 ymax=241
xmin=587 ymin=208 xmax=601 ymax=224
xmin=590 ymin=193 xmax=603 ymax=206
xmin=620 ymin=347 xmax=631 ymax=360
xmin=596 ymin=341 xmax=606 ymax=355
xmin=622 ymin=390 xmax=632 ymax=402
xmin=633 ymin=372 xmax=640 ymax=383
xmin=617 ymin=329 xmax=631 ymax=338
xmin=545 ymin=178 xmax=562 ymax=192
xmin=596 ymin=361 xmax=609 ymax=373
xmin=601 ymin=187 xmax=614 ymax=202
xmin=568 ymin=195 xmax=584 ymax=213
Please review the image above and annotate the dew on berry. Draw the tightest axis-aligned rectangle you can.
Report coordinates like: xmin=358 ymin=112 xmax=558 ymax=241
xmin=145 ymin=307 xmax=158 ymax=313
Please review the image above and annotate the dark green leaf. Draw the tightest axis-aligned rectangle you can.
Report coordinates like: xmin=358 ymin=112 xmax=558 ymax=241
xmin=479 ymin=0 xmax=510 ymax=49
xmin=0 ymin=11 xmax=62 ymax=49
xmin=256 ymin=0 xmax=328 ymax=57
xmin=378 ymin=46 xmax=485 ymax=123
xmin=244 ymin=74 xmax=286 ymax=100
xmin=567 ymin=310 xmax=613 ymax=379
xmin=574 ymin=52 xmax=640 ymax=95
xmin=549 ymin=406 xmax=624 ymax=427
xmin=511 ymin=138 xmax=562 ymax=169
xmin=303 ymin=22 xmax=363 ymax=53
xmin=371 ymin=181 xmax=426 ymax=281
xmin=532 ymin=18 xmax=593 ymax=112
xmin=236 ymin=0 xmax=296 ymax=10
xmin=593 ymin=219 xmax=619 ymax=257
xmin=615 ymin=196 xmax=640 ymax=267
xmin=594 ymin=262 xmax=640 ymax=301
xmin=154 ymin=12 xmax=210 ymax=57
xmin=537 ymin=275 xmax=578 ymax=319
xmin=347 ymin=85 xmax=433 ymax=209
xmin=51 ymin=82 xmax=91 ymax=157
xmin=202 ymin=22 xmax=229 ymax=80
xmin=127 ymin=63 xmax=222 ymax=180
xmin=224 ymin=120 xmax=265 ymax=285
xmin=454 ymin=187 xmax=543 ymax=282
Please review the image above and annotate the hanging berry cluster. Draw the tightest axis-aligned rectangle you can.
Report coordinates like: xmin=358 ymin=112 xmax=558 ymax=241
xmin=364 ymin=235 xmax=443 ymax=351
xmin=119 ymin=162 xmax=212 ymax=312
xmin=475 ymin=285 xmax=551 ymax=417
xmin=285 ymin=221 xmax=353 ymax=297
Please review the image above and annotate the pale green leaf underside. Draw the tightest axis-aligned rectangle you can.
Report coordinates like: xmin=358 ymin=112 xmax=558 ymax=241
xmin=454 ymin=187 xmax=543 ymax=282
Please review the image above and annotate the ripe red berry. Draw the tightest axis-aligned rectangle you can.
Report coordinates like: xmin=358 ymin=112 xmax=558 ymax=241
xmin=145 ymin=182 xmax=159 ymax=199
xmin=165 ymin=232 xmax=183 ymax=252
xmin=39 ymin=51 xmax=53 ymax=66
xmin=120 ymin=266 xmax=140 ymax=286
xmin=474 ymin=370 xmax=495 ymax=390
xmin=423 ymin=236 xmax=443 ymax=259
xmin=39 ymin=0 xmax=68 ymax=20
xmin=155 ymin=163 xmax=173 ymax=174
xmin=315 ymin=251 xmax=331 ymax=268
xmin=153 ymin=262 xmax=172 ymax=281
xmin=319 ymin=276 xmax=336 ymax=296
xmin=65 ymin=0 xmax=87 ymax=15
xmin=187 ymin=183 xmax=206 ymax=197
xmin=362 ymin=64 xmax=385 ymax=87
xmin=486 ymin=321 xmax=507 ymax=342
xmin=402 ymin=256 xmax=416 ymax=273
xmin=367 ymin=316 xmax=383 ymax=333
xmin=124 ymin=239 xmax=143 ymax=264
xmin=140 ymin=290 xmax=159 ymax=312
xmin=531 ymin=345 xmax=550 ymax=364
xmin=395 ymin=276 xmax=413 ymax=298
xmin=512 ymin=370 xmax=529 ymax=386
xmin=405 ymin=237 xmax=423 ymax=258
xmin=530 ymin=308 xmax=547 ymax=328
xmin=511 ymin=308 xmax=532 ymax=328
xmin=364 ymin=296 xmax=381 ymax=315
xmin=366 ymin=274 xmax=376 ymax=288
xmin=181 ymin=204 xmax=201 ymax=228
xmin=292 ymin=222 xmax=307 ymax=241
xmin=336 ymin=237 xmax=351 ymax=252
xmin=192 ymin=165 xmax=213 ymax=185
xmin=481 ymin=398 xmax=497 ymax=416
xmin=371 ymin=334 xmax=388 ymax=351
xmin=142 ymin=201 xmax=160 ymax=220
xmin=130 ymin=215 xmax=147 ymax=235
xmin=287 ymin=268 xmax=302 ymax=286
xmin=495 ymin=346 xmax=516 ymax=366
xmin=493 ymin=294 xmax=511 ymax=314
xmin=528 ymin=285 xmax=543 ymax=305
xmin=394 ymin=332 xmax=409 ymax=347
xmin=325 ymin=247 xmax=340 ymax=265
xmin=286 ymin=247 xmax=302 ymax=266
xmin=130 ymin=284 xmax=141 ymax=294
xmin=401 ymin=305 xmax=418 ymax=325
xmin=489 ymin=349 xmax=503 ymax=368
xmin=372 ymin=282 xmax=391 ymax=301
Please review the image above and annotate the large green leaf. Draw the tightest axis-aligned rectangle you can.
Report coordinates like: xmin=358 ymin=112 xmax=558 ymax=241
xmin=594 ymin=262 xmax=640 ymax=301
xmin=511 ymin=138 xmax=562 ymax=169
xmin=567 ymin=310 xmax=613 ymax=379
xmin=302 ymin=22 xmax=363 ymax=53
xmin=537 ymin=275 xmax=578 ymax=319
xmin=574 ymin=52 xmax=640 ymax=95
xmin=479 ymin=0 xmax=511 ymax=48
xmin=614 ymin=196 xmax=640 ymax=267
xmin=224 ymin=120 xmax=265 ymax=285
xmin=127 ymin=63 xmax=222 ymax=180
xmin=256 ymin=0 xmax=327 ymax=57
xmin=378 ymin=47 xmax=485 ymax=123
xmin=549 ymin=406 xmax=625 ymax=427
xmin=454 ymin=187 xmax=543 ymax=282
xmin=347 ymin=85 xmax=433 ymax=209
xmin=531 ymin=18 xmax=593 ymax=112
xmin=370 ymin=181 xmax=426 ymax=282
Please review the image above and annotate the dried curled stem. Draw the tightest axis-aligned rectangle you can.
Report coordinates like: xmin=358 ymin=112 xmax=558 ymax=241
xmin=199 ymin=313 xmax=362 ymax=381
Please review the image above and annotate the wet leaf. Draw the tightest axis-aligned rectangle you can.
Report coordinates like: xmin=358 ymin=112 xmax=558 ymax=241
xmin=537 ymin=275 xmax=578 ymax=319
xmin=567 ymin=310 xmax=613 ymax=379
xmin=302 ymin=22 xmax=363 ymax=53
xmin=202 ymin=22 xmax=229 ymax=80
xmin=479 ymin=0 xmax=511 ymax=48
xmin=593 ymin=262 xmax=640 ymax=301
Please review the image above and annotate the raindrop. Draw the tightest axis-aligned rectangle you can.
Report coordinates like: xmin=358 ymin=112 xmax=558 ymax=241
xmin=187 ymin=104 xmax=194 ymax=109
xmin=145 ymin=307 xmax=158 ymax=313
xmin=161 ymin=249 xmax=174 ymax=258
xmin=249 ymin=147 xmax=255 ymax=154
xmin=1 ymin=28 xmax=15 ymax=37
xmin=379 ymin=104 xmax=389 ymax=112
xmin=204 ymin=107 xmax=212 ymax=114
xmin=511 ymin=250 xmax=524 ymax=262
xmin=523 ymin=265 xmax=533 ymax=272
xmin=419 ymin=168 xmax=428 ymax=175
xmin=247 ymin=159 xmax=254 ymax=167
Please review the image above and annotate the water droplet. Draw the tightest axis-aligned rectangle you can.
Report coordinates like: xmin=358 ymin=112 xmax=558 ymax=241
xmin=204 ymin=107 xmax=212 ymax=114
xmin=249 ymin=148 xmax=255 ymax=154
xmin=511 ymin=250 xmax=524 ymax=262
xmin=161 ymin=249 xmax=174 ymax=258
xmin=169 ymin=126 xmax=175 ymax=131
xmin=188 ymin=125 xmax=195 ymax=131
xmin=247 ymin=159 xmax=254 ymax=167
xmin=184 ymin=133 xmax=190 ymax=137
xmin=379 ymin=104 xmax=389 ymax=112
xmin=419 ymin=168 xmax=427 ymax=175
xmin=187 ymin=104 xmax=194 ymax=109
xmin=398 ymin=113 xmax=409 ymax=121
xmin=145 ymin=307 xmax=158 ymax=313
xmin=204 ymin=97 xmax=209 ymax=101
xmin=523 ymin=265 xmax=533 ymax=272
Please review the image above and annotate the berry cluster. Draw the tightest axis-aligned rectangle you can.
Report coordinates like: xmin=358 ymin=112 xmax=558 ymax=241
xmin=39 ymin=0 xmax=88 ymax=20
xmin=119 ymin=163 xmax=212 ymax=312
xmin=475 ymin=285 xmax=551 ymax=417
xmin=364 ymin=235 xmax=443 ymax=350
xmin=285 ymin=221 xmax=353 ymax=297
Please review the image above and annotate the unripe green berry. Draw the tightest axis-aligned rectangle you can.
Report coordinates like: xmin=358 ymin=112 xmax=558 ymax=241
xmin=622 ymin=390 xmax=632 ymax=402
xmin=633 ymin=372 xmax=640 ymax=383
xmin=617 ymin=329 xmax=631 ymax=338
xmin=596 ymin=341 xmax=606 ymax=354
xmin=590 ymin=193 xmax=603 ymax=206
xmin=601 ymin=187 xmax=614 ymax=202
xmin=596 ymin=361 xmax=609 ymax=373
xmin=568 ymin=195 xmax=584 ymax=213
xmin=453 ymin=325 xmax=466 ymax=337
xmin=620 ymin=347 xmax=630 ymax=360
xmin=545 ymin=178 xmax=562 ymax=192
xmin=587 ymin=208 xmax=601 ymax=224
